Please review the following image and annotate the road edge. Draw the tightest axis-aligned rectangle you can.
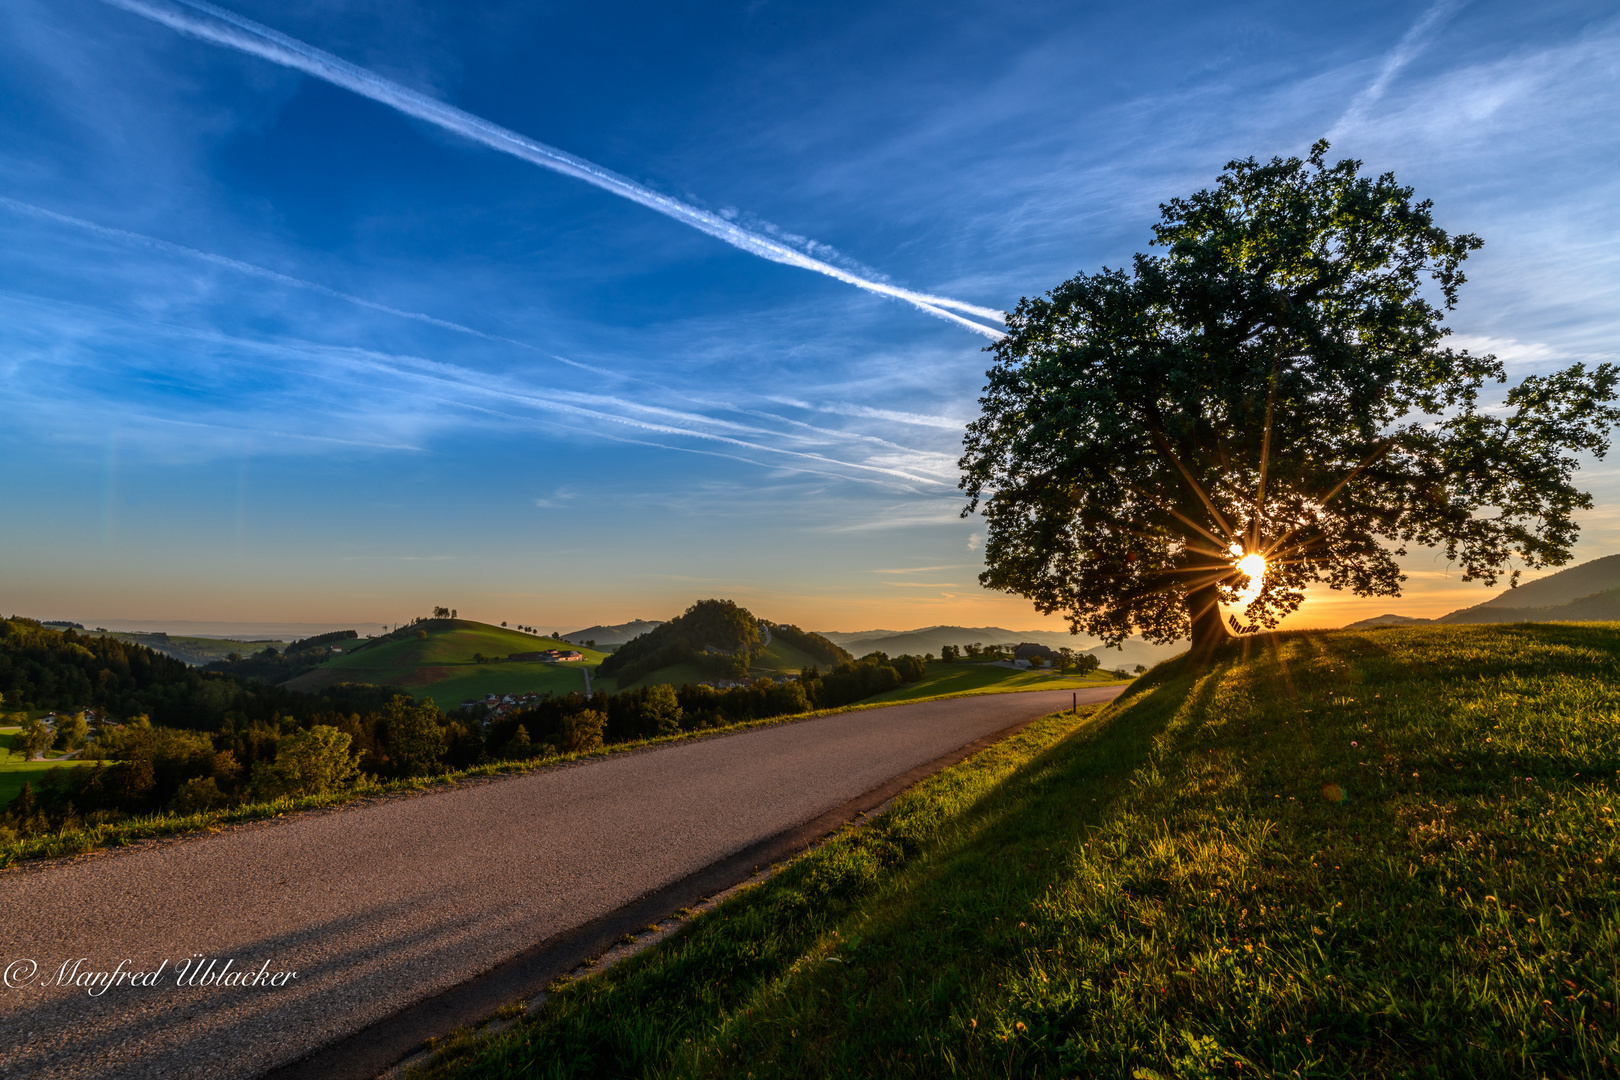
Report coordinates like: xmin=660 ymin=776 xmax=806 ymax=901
xmin=260 ymin=697 xmax=1107 ymax=1080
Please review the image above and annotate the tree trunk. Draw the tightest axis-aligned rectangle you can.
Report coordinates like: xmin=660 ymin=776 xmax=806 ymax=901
xmin=1184 ymin=555 xmax=1236 ymax=660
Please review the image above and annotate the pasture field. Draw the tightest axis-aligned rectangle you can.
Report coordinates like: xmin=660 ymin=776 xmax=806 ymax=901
xmin=751 ymin=638 xmax=826 ymax=678
xmin=600 ymin=662 xmax=714 ymax=695
xmin=282 ymin=621 xmax=607 ymax=699
xmin=0 ymin=729 xmax=89 ymax=804
xmin=860 ymin=659 xmax=1127 ymax=704
xmin=412 ymin=623 xmax=1620 ymax=1080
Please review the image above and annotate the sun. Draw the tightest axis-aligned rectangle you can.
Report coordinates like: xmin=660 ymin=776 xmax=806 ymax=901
xmin=1236 ymin=551 xmax=1267 ymax=583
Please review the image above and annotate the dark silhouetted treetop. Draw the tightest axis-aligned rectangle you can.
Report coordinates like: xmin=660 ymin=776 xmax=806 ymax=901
xmin=960 ymin=142 xmax=1620 ymax=655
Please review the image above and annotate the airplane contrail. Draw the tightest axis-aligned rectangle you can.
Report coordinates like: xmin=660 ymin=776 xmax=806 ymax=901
xmin=1329 ymin=0 xmax=1469 ymax=137
xmin=96 ymin=0 xmax=1008 ymax=339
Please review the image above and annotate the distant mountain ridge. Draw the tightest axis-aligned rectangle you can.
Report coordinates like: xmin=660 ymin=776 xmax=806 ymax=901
xmin=562 ymin=619 xmax=665 ymax=646
xmin=1345 ymin=554 xmax=1620 ymax=629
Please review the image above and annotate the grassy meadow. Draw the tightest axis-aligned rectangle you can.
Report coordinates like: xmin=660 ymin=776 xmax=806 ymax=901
xmin=284 ymin=621 xmax=608 ymax=702
xmin=411 ymin=622 xmax=1620 ymax=1079
xmin=859 ymin=659 xmax=1126 ymax=704
xmin=0 ymin=729 xmax=90 ymax=804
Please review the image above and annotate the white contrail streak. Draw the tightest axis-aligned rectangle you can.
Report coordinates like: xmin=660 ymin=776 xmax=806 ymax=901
xmin=1329 ymin=0 xmax=1469 ymax=137
xmin=96 ymin=0 xmax=1008 ymax=339
xmin=0 ymin=194 xmax=549 ymax=353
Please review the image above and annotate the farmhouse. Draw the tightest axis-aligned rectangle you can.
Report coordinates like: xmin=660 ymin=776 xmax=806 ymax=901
xmin=508 ymin=649 xmax=585 ymax=663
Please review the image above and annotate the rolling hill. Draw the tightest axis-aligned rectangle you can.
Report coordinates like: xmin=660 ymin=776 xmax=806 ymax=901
xmin=281 ymin=620 xmax=609 ymax=703
xmin=1346 ymin=553 xmax=1620 ymax=629
xmin=561 ymin=619 xmax=665 ymax=647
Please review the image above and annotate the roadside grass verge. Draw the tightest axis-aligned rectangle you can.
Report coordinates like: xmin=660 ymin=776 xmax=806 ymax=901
xmin=0 ymin=679 xmax=1105 ymax=869
xmin=408 ymin=623 xmax=1620 ymax=1079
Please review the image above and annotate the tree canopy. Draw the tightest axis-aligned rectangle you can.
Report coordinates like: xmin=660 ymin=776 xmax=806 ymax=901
xmin=960 ymin=142 xmax=1620 ymax=654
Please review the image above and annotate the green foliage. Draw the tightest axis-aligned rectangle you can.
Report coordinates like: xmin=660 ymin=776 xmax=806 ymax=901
xmin=52 ymin=712 xmax=89 ymax=752
xmin=249 ymin=725 xmax=359 ymax=800
xmin=961 ymin=143 xmax=1620 ymax=651
xmin=597 ymin=600 xmax=764 ymax=686
xmin=497 ymin=724 xmax=537 ymax=760
xmin=169 ymin=776 xmax=227 ymax=814
xmin=0 ymin=617 xmax=398 ymax=731
xmin=642 ymin=684 xmax=683 ymax=737
xmin=559 ymin=709 xmax=606 ymax=754
xmin=807 ymin=653 xmax=931 ymax=708
xmin=766 ymin=624 xmax=852 ymax=667
xmin=383 ymin=696 xmax=449 ymax=778
xmin=411 ymin=623 xmax=1620 ymax=1079
xmin=285 ymin=628 xmax=358 ymax=654
xmin=8 ymin=716 xmax=53 ymax=761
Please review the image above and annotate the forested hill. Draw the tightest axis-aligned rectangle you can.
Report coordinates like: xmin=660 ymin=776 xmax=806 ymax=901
xmin=596 ymin=601 xmax=849 ymax=687
xmin=0 ymin=618 xmax=394 ymax=730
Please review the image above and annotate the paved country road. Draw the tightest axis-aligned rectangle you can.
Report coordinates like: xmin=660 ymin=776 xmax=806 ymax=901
xmin=0 ymin=686 xmax=1123 ymax=1079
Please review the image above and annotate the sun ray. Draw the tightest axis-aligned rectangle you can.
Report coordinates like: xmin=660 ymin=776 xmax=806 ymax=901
xmin=1147 ymin=430 xmax=1241 ymax=544
xmin=1253 ymin=354 xmax=1280 ymax=552
xmin=1262 ymin=437 xmax=1399 ymax=558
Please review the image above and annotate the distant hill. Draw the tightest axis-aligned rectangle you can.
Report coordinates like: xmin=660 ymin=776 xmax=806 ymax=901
xmin=1344 ymin=614 xmax=1432 ymax=630
xmin=820 ymin=625 xmax=1180 ymax=671
xmin=282 ymin=619 xmax=608 ymax=702
xmin=1467 ymin=553 xmax=1620 ymax=610
xmin=1345 ymin=554 xmax=1620 ymax=628
xmin=562 ymin=619 xmax=665 ymax=647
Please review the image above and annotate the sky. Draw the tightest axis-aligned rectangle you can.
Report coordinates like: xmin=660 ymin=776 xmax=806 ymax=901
xmin=1 ymin=0 xmax=1617 ymax=639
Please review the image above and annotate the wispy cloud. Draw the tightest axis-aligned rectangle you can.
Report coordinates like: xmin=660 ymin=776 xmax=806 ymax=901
xmin=816 ymin=402 xmax=970 ymax=430
xmin=0 ymin=285 xmax=962 ymax=491
xmin=1328 ymin=0 xmax=1469 ymax=138
xmin=96 ymin=0 xmax=1008 ymax=338
xmin=0 ymin=193 xmax=564 ymax=359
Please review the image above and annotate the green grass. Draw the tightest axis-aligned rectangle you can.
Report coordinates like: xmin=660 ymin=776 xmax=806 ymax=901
xmin=409 ymin=622 xmax=1620 ymax=1079
xmin=752 ymin=639 xmax=826 ymax=678
xmin=0 ymin=730 xmax=90 ymax=804
xmin=282 ymin=621 xmax=608 ymax=700
xmin=860 ymin=659 xmax=1125 ymax=704
xmin=604 ymin=663 xmax=719 ymax=694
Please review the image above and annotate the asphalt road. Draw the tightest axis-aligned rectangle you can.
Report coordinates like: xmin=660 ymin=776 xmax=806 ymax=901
xmin=0 ymin=686 xmax=1122 ymax=1079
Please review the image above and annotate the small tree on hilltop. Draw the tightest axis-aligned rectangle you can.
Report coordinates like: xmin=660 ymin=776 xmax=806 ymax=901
xmin=960 ymin=142 xmax=1620 ymax=657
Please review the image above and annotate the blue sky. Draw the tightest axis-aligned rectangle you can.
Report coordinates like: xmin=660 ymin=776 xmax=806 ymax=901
xmin=1 ymin=0 xmax=1617 ymax=636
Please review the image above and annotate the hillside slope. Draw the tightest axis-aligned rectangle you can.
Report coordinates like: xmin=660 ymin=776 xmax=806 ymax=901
xmin=1350 ymin=553 xmax=1620 ymax=628
xmin=562 ymin=619 xmax=665 ymax=647
xmin=283 ymin=620 xmax=607 ymax=701
xmin=420 ymin=622 xmax=1620 ymax=1079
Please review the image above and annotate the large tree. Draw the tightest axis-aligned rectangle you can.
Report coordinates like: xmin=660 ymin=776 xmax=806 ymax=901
xmin=959 ymin=143 xmax=1620 ymax=657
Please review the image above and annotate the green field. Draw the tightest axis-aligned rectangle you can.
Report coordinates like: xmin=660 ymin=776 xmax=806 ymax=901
xmin=601 ymin=663 xmax=717 ymax=695
xmin=859 ymin=659 xmax=1128 ymax=703
xmin=751 ymin=638 xmax=827 ymax=678
xmin=413 ymin=623 xmax=1620 ymax=1079
xmin=282 ymin=621 xmax=608 ymax=702
xmin=0 ymin=730 xmax=90 ymax=804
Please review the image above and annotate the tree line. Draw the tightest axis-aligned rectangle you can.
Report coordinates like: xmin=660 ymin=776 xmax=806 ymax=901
xmin=1 ymin=618 xmax=933 ymax=842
